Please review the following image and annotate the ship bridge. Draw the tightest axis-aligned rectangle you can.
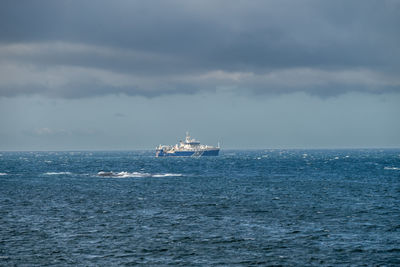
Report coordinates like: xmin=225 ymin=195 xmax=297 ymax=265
xmin=184 ymin=132 xmax=200 ymax=146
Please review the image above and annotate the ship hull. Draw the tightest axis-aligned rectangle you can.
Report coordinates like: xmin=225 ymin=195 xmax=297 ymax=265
xmin=156 ymin=148 xmax=219 ymax=157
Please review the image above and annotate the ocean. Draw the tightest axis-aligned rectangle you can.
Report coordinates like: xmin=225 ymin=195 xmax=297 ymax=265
xmin=0 ymin=149 xmax=399 ymax=266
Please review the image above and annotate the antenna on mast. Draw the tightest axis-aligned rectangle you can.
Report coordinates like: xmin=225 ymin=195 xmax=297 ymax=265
xmin=185 ymin=131 xmax=190 ymax=143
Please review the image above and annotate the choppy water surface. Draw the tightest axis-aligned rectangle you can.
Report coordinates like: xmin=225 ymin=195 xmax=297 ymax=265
xmin=1 ymin=150 xmax=399 ymax=266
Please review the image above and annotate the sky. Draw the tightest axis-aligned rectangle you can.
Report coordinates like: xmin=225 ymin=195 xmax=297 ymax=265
xmin=0 ymin=0 xmax=399 ymax=150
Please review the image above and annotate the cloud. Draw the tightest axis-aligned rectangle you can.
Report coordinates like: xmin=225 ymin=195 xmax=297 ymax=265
xmin=0 ymin=0 xmax=399 ymax=98
xmin=32 ymin=127 xmax=70 ymax=136
xmin=114 ymin=113 xmax=126 ymax=118
xmin=28 ymin=127 xmax=100 ymax=137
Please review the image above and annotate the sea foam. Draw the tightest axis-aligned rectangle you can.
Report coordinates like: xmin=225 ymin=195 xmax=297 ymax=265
xmin=44 ymin=172 xmax=72 ymax=175
xmin=97 ymin=171 xmax=182 ymax=178
xmin=384 ymin=167 xmax=400 ymax=171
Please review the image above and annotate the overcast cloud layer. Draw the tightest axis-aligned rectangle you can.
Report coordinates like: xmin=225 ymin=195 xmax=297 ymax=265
xmin=0 ymin=0 xmax=399 ymax=98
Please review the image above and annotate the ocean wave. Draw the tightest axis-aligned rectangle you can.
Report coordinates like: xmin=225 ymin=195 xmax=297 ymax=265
xmin=152 ymin=173 xmax=183 ymax=177
xmin=384 ymin=167 xmax=400 ymax=171
xmin=97 ymin=171 xmax=182 ymax=178
xmin=97 ymin=171 xmax=150 ymax=178
xmin=44 ymin=172 xmax=72 ymax=175
xmin=0 ymin=172 xmax=7 ymax=176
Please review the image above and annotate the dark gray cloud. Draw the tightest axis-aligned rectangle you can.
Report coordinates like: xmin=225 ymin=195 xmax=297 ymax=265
xmin=0 ymin=0 xmax=399 ymax=98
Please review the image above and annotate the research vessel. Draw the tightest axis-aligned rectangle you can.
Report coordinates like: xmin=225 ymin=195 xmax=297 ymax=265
xmin=156 ymin=132 xmax=220 ymax=157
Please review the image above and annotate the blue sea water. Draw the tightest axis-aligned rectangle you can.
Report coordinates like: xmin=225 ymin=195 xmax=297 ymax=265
xmin=0 ymin=149 xmax=399 ymax=266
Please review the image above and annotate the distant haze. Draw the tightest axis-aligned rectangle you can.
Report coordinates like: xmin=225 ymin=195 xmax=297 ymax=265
xmin=0 ymin=0 xmax=399 ymax=150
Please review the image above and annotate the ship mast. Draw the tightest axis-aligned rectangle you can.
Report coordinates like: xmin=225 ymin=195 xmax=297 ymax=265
xmin=186 ymin=131 xmax=190 ymax=143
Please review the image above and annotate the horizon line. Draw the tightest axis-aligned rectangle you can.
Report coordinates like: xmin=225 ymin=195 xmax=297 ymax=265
xmin=1 ymin=147 xmax=400 ymax=152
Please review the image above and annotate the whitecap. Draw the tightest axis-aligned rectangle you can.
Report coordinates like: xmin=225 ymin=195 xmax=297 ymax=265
xmin=152 ymin=173 xmax=182 ymax=177
xmin=0 ymin=172 xmax=7 ymax=176
xmin=44 ymin=172 xmax=72 ymax=175
xmin=384 ymin=167 xmax=400 ymax=171
xmin=117 ymin=171 xmax=151 ymax=178
xmin=97 ymin=171 xmax=182 ymax=178
xmin=97 ymin=171 xmax=150 ymax=178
